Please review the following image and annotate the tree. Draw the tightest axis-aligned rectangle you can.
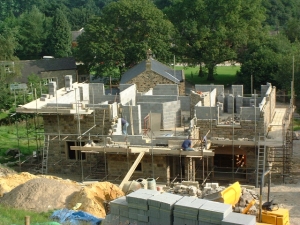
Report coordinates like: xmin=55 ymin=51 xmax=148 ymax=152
xmin=46 ymin=8 xmax=72 ymax=57
xmin=166 ymin=0 xmax=265 ymax=81
xmin=74 ymin=0 xmax=174 ymax=78
xmin=283 ymin=18 xmax=300 ymax=43
xmin=237 ymin=34 xmax=295 ymax=94
xmin=16 ymin=6 xmax=47 ymax=59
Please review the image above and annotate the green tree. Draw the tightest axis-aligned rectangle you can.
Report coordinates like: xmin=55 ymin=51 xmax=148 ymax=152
xmin=166 ymin=0 xmax=265 ymax=81
xmin=46 ymin=8 xmax=72 ymax=57
xmin=237 ymin=34 xmax=295 ymax=94
xmin=283 ymin=18 xmax=300 ymax=43
xmin=75 ymin=0 xmax=174 ymax=78
xmin=16 ymin=6 xmax=47 ymax=59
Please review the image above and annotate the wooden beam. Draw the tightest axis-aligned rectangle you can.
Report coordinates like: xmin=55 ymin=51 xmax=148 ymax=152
xmin=119 ymin=151 xmax=145 ymax=189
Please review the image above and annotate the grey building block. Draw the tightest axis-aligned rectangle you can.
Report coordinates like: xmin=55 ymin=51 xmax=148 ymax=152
xmin=174 ymin=216 xmax=186 ymax=225
xmin=148 ymin=205 xmax=160 ymax=219
xmin=119 ymin=216 xmax=130 ymax=225
xmin=240 ymin=107 xmax=261 ymax=121
xmin=179 ymin=96 xmax=190 ymax=111
xmin=149 ymin=216 xmax=160 ymax=225
xmin=221 ymin=212 xmax=256 ymax=225
xmin=195 ymin=106 xmax=218 ymax=119
xmin=153 ymin=84 xmax=179 ymax=96
xmin=232 ymin=85 xmax=243 ymax=96
xmin=198 ymin=201 xmax=232 ymax=222
xmin=48 ymin=82 xmax=57 ymax=96
xmin=137 ymin=213 xmax=149 ymax=222
xmin=148 ymin=192 xmax=183 ymax=210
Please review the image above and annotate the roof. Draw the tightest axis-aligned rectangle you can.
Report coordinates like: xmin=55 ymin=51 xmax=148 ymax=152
xmin=18 ymin=57 xmax=77 ymax=82
xmin=120 ymin=58 xmax=184 ymax=84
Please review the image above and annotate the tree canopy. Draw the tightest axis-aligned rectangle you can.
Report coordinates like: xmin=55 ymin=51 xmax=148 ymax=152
xmin=166 ymin=0 xmax=266 ymax=81
xmin=75 ymin=0 xmax=175 ymax=77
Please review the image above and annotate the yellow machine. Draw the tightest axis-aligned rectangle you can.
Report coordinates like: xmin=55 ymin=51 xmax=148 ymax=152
xmin=261 ymin=208 xmax=290 ymax=225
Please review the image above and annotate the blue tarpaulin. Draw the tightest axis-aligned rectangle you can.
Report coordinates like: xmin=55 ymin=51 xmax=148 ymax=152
xmin=50 ymin=208 xmax=103 ymax=225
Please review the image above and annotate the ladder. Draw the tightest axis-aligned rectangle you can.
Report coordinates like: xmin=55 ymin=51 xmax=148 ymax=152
xmin=41 ymin=135 xmax=50 ymax=174
xmin=256 ymin=135 xmax=266 ymax=187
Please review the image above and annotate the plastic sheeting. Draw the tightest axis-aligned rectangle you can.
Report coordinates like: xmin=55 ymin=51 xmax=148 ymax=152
xmin=50 ymin=208 xmax=103 ymax=225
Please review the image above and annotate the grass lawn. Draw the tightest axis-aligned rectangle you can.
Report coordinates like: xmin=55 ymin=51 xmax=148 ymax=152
xmin=293 ymin=119 xmax=300 ymax=131
xmin=0 ymin=118 xmax=44 ymax=162
xmin=0 ymin=204 xmax=53 ymax=225
xmin=176 ymin=65 xmax=240 ymax=87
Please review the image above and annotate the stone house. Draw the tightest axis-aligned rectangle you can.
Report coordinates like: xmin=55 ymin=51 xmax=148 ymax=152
xmin=18 ymin=57 xmax=77 ymax=89
xmin=120 ymin=52 xmax=186 ymax=95
xmin=16 ymin=77 xmax=292 ymax=186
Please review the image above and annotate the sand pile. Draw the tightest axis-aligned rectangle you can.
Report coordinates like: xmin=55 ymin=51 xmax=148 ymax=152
xmin=0 ymin=169 xmax=124 ymax=218
xmin=0 ymin=164 xmax=16 ymax=177
xmin=67 ymin=182 xmax=125 ymax=218
xmin=0 ymin=177 xmax=81 ymax=212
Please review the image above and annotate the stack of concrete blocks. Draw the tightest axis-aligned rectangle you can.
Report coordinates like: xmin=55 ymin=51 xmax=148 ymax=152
xmin=162 ymin=100 xmax=181 ymax=129
xmin=88 ymin=83 xmax=105 ymax=104
xmin=195 ymin=106 xmax=218 ymax=120
xmin=48 ymin=81 xmax=56 ymax=97
xmin=65 ymin=75 xmax=72 ymax=91
xmin=174 ymin=196 xmax=199 ymax=225
xmin=126 ymin=189 xmax=160 ymax=225
xmin=221 ymin=212 xmax=256 ymax=225
xmin=198 ymin=201 xmax=232 ymax=224
xmin=227 ymin=94 xmax=235 ymax=114
xmin=232 ymin=85 xmax=243 ymax=97
xmin=107 ymin=196 xmax=130 ymax=225
xmin=153 ymin=84 xmax=179 ymax=96
xmin=235 ymin=95 xmax=243 ymax=114
xmin=121 ymin=105 xmax=141 ymax=135
xmin=148 ymin=192 xmax=183 ymax=225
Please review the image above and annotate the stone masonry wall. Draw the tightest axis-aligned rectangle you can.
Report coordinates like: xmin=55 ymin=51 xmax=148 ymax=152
xmin=196 ymin=119 xmax=264 ymax=140
xmin=107 ymin=154 xmax=169 ymax=182
xmin=127 ymin=71 xmax=185 ymax=95
xmin=43 ymin=107 xmax=115 ymax=174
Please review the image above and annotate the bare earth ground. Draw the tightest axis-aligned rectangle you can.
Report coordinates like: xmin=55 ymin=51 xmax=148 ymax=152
xmin=257 ymin=138 xmax=300 ymax=225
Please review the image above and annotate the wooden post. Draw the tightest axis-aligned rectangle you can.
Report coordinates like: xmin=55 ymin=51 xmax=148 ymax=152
xmin=25 ymin=216 xmax=30 ymax=225
xmin=130 ymin=105 xmax=134 ymax=135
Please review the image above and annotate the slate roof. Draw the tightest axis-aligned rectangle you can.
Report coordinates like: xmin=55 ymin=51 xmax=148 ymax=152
xmin=120 ymin=58 xmax=184 ymax=84
xmin=17 ymin=57 xmax=77 ymax=82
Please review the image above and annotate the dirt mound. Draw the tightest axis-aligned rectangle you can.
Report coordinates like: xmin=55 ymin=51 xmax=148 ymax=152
xmin=0 ymin=177 xmax=80 ymax=212
xmin=0 ymin=164 xmax=16 ymax=177
xmin=0 ymin=172 xmax=37 ymax=197
xmin=67 ymin=182 xmax=125 ymax=218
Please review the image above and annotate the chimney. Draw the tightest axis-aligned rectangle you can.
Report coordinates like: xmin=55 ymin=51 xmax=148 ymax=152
xmin=146 ymin=49 xmax=152 ymax=71
xmin=48 ymin=81 xmax=57 ymax=97
xmin=65 ymin=75 xmax=73 ymax=91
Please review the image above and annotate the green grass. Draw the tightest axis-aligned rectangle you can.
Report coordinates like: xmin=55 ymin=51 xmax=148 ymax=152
xmin=0 ymin=112 xmax=8 ymax=120
xmin=176 ymin=65 xmax=240 ymax=87
xmin=293 ymin=119 xmax=300 ymax=131
xmin=0 ymin=118 xmax=44 ymax=163
xmin=0 ymin=204 xmax=54 ymax=225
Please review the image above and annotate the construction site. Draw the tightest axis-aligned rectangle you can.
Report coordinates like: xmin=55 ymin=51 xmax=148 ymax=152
xmin=0 ymin=71 xmax=292 ymax=224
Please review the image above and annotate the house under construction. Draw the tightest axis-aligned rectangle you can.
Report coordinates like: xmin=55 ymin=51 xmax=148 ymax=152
xmin=16 ymin=75 xmax=294 ymax=187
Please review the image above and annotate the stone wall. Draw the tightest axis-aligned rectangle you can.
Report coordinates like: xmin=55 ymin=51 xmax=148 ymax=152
xmin=196 ymin=119 xmax=264 ymax=140
xmin=106 ymin=154 xmax=170 ymax=182
xmin=43 ymin=107 xmax=115 ymax=174
xmin=127 ymin=71 xmax=185 ymax=95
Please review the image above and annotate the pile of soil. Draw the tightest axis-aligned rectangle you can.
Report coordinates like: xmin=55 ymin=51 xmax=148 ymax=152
xmin=0 ymin=164 xmax=16 ymax=177
xmin=67 ymin=182 xmax=125 ymax=218
xmin=0 ymin=177 xmax=81 ymax=212
xmin=0 ymin=170 xmax=124 ymax=219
